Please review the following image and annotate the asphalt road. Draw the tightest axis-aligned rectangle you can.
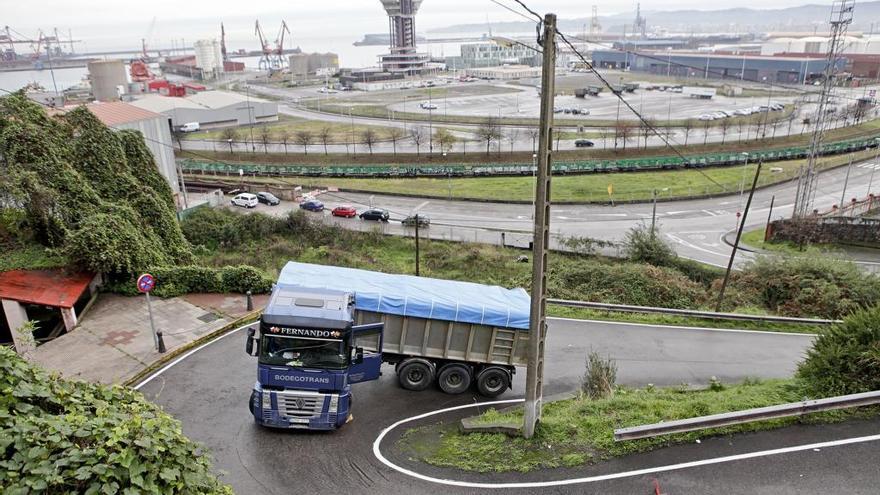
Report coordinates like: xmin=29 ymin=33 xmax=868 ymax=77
xmin=137 ymin=318 xmax=845 ymax=494
xmin=218 ymin=156 xmax=880 ymax=270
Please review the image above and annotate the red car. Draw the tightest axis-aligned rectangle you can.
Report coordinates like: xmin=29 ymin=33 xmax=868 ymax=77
xmin=331 ymin=205 xmax=357 ymax=218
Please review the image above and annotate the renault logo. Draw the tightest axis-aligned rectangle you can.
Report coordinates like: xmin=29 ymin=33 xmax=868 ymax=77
xmin=294 ymin=398 xmax=305 ymax=409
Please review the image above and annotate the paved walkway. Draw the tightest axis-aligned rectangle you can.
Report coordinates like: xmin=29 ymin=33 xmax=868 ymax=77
xmin=29 ymin=293 xmax=266 ymax=385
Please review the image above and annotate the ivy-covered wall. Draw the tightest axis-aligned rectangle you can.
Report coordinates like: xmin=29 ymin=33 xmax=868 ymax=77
xmin=0 ymin=92 xmax=193 ymax=274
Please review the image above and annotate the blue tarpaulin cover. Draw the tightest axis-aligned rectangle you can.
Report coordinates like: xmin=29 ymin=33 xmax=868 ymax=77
xmin=278 ymin=262 xmax=531 ymax=330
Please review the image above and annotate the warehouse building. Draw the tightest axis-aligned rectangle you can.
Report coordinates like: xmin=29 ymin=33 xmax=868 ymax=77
xmin=129 ymin=90 xmax=278 ymax=129
xmin=464 ymin=65 xmax=542 ymax=80
xmin=591 ymin=50 xmax=842 ymax=83
xmin=289 ymin=52 xmax=339 ymax=79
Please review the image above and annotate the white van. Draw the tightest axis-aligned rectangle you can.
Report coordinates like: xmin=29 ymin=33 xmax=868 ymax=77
xmin=231 ymin=193 xmax=258 ymax=208
xmin=180 ymin=122 xmax=200 ymax=133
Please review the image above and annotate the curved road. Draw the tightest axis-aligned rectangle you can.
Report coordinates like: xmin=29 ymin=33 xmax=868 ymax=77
xmin=138 ymin=318 xmax=843 ymax=494
xmin=223 ymin=157 xmax=880 ymax=270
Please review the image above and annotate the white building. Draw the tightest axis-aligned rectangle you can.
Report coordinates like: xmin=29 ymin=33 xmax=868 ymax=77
xmin=761 ymin=35 xmax=880 ymax=56
xmin=464 ymin=65 xmax=542 ymax=80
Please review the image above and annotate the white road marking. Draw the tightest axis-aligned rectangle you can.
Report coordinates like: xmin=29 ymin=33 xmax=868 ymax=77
xmin=666 ymin=233 xmax=729 ymax=260
xmin=133 ymin=324 xmax=251 ymax=390
xmin=372 ymin=401 xmax=880 ymax=489
xmin=701 ymin=210 xmax=719 ymax=216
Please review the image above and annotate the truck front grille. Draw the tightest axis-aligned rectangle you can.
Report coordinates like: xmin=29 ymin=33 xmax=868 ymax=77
xmin=275 ymin=391 xmax=324 ymax=420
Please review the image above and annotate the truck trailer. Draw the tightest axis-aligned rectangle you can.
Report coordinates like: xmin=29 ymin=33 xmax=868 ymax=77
xmin=246 ymin=262 xmax=531 ymax=430
xmin=682 ymin=86 xmax=716 ymax=99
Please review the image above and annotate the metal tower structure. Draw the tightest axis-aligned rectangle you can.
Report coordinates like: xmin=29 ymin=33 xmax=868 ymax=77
xmin=633 ymin=3 xmax=647 ymax=38
xmin=793 ymin=0 xmax=855 ymax=218
xmin=380 ymin=0 xmax=423 ymax=49
xmin=590 ymin=5 xmax=602 ymax=37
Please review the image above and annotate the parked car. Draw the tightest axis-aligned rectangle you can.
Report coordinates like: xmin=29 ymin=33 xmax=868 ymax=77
xmin=231 ymin=193 xmax=258 ymax=208
xmin=299 ymin=200 xmax=324 ymax=212
xmin=331 ymin=205 xmax=358 ymax=218
xmin=579 ymin=108 xmax=591 ymax=115
xmin=563 ymin=108 xmax=572 ymax=114
xmin=698 ymin=114 xmax=715 ymax=121
xmin=256 ymin=192 xmax=280 ymax=206
xmin=733 ymin=109 xmax=750 ymax=116
xmin=359 ymin=208 xmax=390 ymax=222
xmin=553 ymin=107 xmax=563 ymax=113
xmin=419 ymin=101 xmax=438 ymax=110
xmin=574 ymin=139 xmax=595 ymax=148
xmin=402 ymin=215 xmax=430 ymax=228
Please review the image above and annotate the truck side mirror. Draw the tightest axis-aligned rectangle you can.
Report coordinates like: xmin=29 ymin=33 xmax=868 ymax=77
xmin=245 ymin=327 xmax=257 ymax=356
xmin=353 ymin=347 xmax=364 ymax=365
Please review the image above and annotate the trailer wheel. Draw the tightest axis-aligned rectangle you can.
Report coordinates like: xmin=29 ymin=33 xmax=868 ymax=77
xmin=437 ymin=364 xmax=472 ymax=394
xmin=476 ymin=366 xmax=510 ymax=397
xmin=398 ymin=358 xmax=434 ymax=391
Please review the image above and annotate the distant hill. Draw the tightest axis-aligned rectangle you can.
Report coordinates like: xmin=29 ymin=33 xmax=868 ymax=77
xmin=429 ymin=1 xmax=880 ymax=35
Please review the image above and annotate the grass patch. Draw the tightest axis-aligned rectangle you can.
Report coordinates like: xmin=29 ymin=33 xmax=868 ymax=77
xmin=185 ymin=149 xmax=875 ymax=203
xmin=398 ymin=379 xmax=873 ymax=473
xmin=183 ymin=115 xmax=397 ymax=145
xmin=547 ymin=305 xmax=821 ymax=334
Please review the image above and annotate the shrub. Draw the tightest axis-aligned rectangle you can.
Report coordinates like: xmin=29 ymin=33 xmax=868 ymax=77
xmin=730 ymin=255 xmax=880 ymax=318
xmin=623 ymin=224 xmax=677 ymax=267
xmin=0 ymin=347 xmax=232 ymax=494
xmin=797 ymin=305 xmax=880 ymax=396
xmin=219 ymin=265 xmax=274 ymax=293
xmin=549 ymin=260 xmax=705 ymax=309
xmin=581 ymin=351 xmax=617 ymax=399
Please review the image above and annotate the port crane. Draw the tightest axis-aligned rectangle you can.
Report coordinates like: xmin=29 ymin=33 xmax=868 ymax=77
xmin=255 ymin=19 xmax=290 ymax=71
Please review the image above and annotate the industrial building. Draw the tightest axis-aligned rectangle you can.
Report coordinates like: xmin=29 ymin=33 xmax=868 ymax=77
xmin=591 ymin=50 xmax=842 ymax=83
xmin=129 ymin=90 xmax=278 ymax=129
xmin=446 ymin=39 xmax=541 ymax=69
xmin=378 ymin=0 xmax=429 ymax=74
xmin=159 ymin=55 xmax=244 ymax=80
xmin=88 ymin=59 xmax=127 ymax=102
xmin=465 ymin=65 xmax=542 ymax=80
xmin=288 ymin=52 xmax=339 ymax=79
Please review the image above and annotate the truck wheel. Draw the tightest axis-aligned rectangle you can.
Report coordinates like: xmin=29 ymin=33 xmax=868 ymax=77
xmin=437 ymin=364 xmax=472 ymax=394
xmin=476 ymin=367 xmax=510 ymax=397
xmin=398 ymin=359 xmax=434 ymax=391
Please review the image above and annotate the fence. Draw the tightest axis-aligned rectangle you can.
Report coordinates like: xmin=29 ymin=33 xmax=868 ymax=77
xmin=614 ymin=390 xmax=880 ymax=441
xmin=178 ymin=135 xmax=880 ymax=179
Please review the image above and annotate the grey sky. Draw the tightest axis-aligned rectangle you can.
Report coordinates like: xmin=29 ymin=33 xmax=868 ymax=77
xmin=6 ymin=0 xmax=823 ymax=35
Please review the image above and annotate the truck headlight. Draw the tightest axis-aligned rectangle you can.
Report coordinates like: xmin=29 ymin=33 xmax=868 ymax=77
xmin=328 ymin=394 xmax=338 ymax=414
xmin=262 ymin=391 xmax=271 ymax=410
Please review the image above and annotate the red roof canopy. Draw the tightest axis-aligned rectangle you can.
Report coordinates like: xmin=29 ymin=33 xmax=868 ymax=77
xmin=0 ymin=270 xmax=94 ymax=308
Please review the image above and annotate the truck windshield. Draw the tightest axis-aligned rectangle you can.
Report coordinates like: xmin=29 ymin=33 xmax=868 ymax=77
xmin=259 ymin=335 xmax=349 ymax=369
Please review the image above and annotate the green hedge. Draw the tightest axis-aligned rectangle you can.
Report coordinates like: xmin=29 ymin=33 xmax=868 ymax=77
xmin=0 ymin=347 xmax=232 ymax=494
xmin=107 ymin=265 xmax=274 ymax=298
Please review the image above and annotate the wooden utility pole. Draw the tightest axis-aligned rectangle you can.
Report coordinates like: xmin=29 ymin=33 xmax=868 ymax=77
xmin=523 ymin=13 xmax=556 ymax=440
xmin=414 ymin=214 xmax=420 ymax=276
xmin=716 ymin=161 xmax=762 ymax=312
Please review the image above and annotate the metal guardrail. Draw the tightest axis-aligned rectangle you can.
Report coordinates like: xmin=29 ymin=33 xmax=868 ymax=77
xmin=547 ymin=298 xmax=841 ymax=325
xmin=614 ymin=390 xmax=880 ymax=441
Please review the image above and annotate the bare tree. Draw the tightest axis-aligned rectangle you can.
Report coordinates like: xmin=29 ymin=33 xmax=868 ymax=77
xmin=681 ymin=119 xmax=695 ymax=146
xmin=409 ymin=126 xmax=425 ymax=156
xmin=641 ymin=119 xmax=654 ymax=149
xmin=294 ymin=130 xmax=314 ymax=155
xmin=527 ymin=127 xmax=539 ymax=153
xmin=258 ymin=126 xmax=272 ymax=154
xmin=318 ymin=126 xmax=332 ymax=155
xmin=475 ymin=118 xmax=501 ymax=156
xmin=506 ymin=128 xmax=520 ymax=153
xmin=278 ymin=129 xmax=292 ymax=154
xmin=701 ymin=119 xmax=712 ymax=145
xmin=361 ymin=129 xmax=378 ymax=155
xmin=786 ymin=109 xmax=798 ymax=136
xmin=434 ymin=128 xmax=457 ymax=154
xmin=554 ymin=129 xmax=563 ymax=151
xmin=220 ymin=127 xmax=238 ymax=154
xmin=615 ymin=122 xmax=634 ymax=150
xmin=735 ymin=118 xmax=747 ymax=142
xmin=718 ymin=118 xmax=731 ymax=145
xmin=386 ymin=127 xmax=405 ymax=156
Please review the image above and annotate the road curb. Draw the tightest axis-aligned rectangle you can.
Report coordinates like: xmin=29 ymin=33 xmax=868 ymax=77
xmin=124 ymin=308 xmax=262 ymax=388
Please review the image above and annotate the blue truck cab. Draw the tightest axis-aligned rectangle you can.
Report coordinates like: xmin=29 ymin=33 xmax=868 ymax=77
xmin=246 ymin=285 xmax=383 ymax=430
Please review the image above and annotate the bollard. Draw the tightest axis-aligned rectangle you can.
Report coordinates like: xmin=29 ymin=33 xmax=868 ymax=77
xmin=501 ymin=232 xmax=506 ymax=247
xmin=157 ymin=331 xmax=166 ymax=353
xmin=246 ymin=290 xmax=254 ymax=311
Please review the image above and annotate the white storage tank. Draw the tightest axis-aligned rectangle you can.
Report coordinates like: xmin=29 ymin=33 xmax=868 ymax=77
xmin=88 ymin=60 xmax=128 ymax=102
xmin=194 ymin=39 xmax=223 ymax=79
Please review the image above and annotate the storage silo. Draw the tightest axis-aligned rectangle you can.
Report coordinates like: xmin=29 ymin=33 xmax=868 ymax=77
xmin=88 ymin=60 xmax=128 ymax=102
xmin=194 ymin=39 xmax=223 ymax=79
